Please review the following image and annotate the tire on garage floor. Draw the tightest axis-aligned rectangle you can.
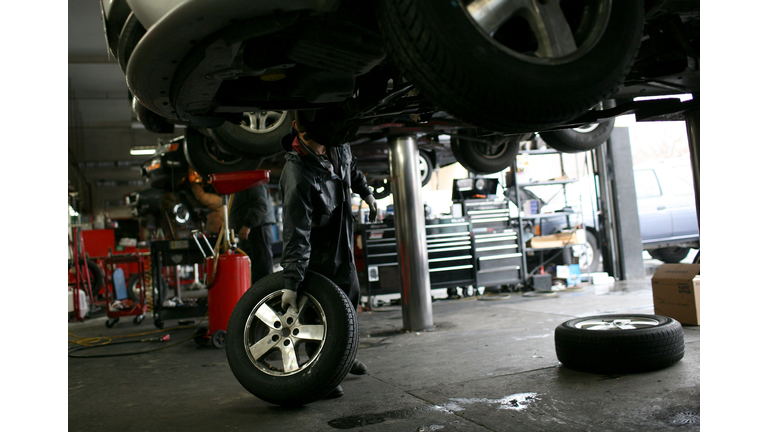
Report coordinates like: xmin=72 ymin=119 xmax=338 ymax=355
xmin=226 ymin=271 xmax=359 ymax=406
xmin=554 ymin=314 xmax=685 ymax=374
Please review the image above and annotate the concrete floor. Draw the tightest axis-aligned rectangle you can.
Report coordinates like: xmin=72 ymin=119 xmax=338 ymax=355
xmin=68 ymin=275 xmax=699 ymax=431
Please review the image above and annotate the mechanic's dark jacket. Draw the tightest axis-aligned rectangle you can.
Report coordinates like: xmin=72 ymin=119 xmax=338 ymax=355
xmin=279 ymin=135 xmax=372 ymax=292
xmin=230 ymin=183 xmax=276 ymax=231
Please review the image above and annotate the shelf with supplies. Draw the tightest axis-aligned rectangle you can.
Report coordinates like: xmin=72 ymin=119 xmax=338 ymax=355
xmin=511 ymin=149 xmax=590 ymax=282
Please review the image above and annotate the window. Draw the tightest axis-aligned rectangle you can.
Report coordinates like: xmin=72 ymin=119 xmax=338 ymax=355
xmin=634 ymin=169 xmax=661 ymax=198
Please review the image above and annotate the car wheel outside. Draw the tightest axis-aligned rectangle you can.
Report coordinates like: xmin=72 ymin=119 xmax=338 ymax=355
xmin=225 ymin=271 xmax=359 ymax=406
xmin=555 ymin=314 xmax=685 ymax=374
xmin=378 ymin=0 xmax=644 ymax=132
xmin=183 ymin=127 xmax=263 ymax=176
xmin=209 ymin=111 xmax=292 ymax=157
xmin=571 ymin=230 xmax=600 ymax=273
xmin=649 ymin=247 xmax=691 ymax=264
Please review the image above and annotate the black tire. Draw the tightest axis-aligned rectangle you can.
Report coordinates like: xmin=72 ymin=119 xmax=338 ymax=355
xmin=225 ymin=271 xmax=359 ymax=406
xmin=539 ymin=117 xmax=616 ymax=153
xmin=571 ymin=230 xmax=600 ymax=273
xmin=116 ymin=13 xmax=146 ymax=73
xmin=450 ymin=130 xmax=521 ymax=175
xmin=462 ymin=286 xmax=476 ymax=298
xmin=183 ymin=127 xmax=263 ymax=176
xmin=555 ymin=314 xmax=685 ymax=374
xmin=133 ymin=315 xmax=144 ymax=325
xmin=106 ymin=318 xmax=119 ymax=328
xmin=418 ymin=150 xmax=434 ymax=186
xmin=649 ymin=247 xmax=691 ymax=264
xmin=208 ymin=111 xmax=292 ymax=157
xmin=71 ymin=259 xmax=105 ymax=297
xmin=370 ymin=179 xmax=391 ymax=200
xmin=126 ymin=273 xmax=141 ymax=303
xmin=378 ymin=0 xmax=644 ymax=132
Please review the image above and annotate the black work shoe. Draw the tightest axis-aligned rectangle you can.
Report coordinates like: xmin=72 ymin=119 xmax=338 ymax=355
xmin=349 ymin=359 xmax=368 ymax=375
xmin=323 ymin=385 xmax=343 ymax=399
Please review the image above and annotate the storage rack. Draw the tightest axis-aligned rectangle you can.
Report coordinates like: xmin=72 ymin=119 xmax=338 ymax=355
xmin=512 ymin=149 xmax=582 ymax=279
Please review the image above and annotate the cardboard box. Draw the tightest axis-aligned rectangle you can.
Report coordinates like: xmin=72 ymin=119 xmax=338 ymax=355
xmin=527 ymin=229 xmax=586 ymax=249
xmin=651 ymin=263 xmax=700 ymax=325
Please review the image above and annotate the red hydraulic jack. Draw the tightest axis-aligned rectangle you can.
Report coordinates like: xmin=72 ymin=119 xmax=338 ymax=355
xmin=191 ymin=169 xmax=270 ymax=349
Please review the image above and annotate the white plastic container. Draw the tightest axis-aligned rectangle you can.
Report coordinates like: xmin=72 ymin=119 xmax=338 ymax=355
xmin=68 ymin=289 xmax=90 ymax=319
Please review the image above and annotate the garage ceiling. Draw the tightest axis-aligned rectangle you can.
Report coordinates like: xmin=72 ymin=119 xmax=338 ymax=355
xmin=68 ymin=0 xmax=179 ymax=220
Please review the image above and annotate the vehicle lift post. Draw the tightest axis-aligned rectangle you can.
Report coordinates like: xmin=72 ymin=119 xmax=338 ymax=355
xmin=684 ymin=106 xmax=700 ymax=230
xmin=387 ymin=134 xmax=434 ymax=331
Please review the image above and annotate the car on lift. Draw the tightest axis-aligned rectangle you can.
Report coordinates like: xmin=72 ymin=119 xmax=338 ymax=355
xmin=102 ymin=0 xmax=700 ymax=407
xmin=103 ymin=0 xmax=699 ymax=177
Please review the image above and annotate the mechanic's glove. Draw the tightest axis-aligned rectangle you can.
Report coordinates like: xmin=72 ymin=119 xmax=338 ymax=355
xmin=364 ymin=195 xmax=378 ymax=222
xmin=281 ymin=290 xmax=297 ymax=312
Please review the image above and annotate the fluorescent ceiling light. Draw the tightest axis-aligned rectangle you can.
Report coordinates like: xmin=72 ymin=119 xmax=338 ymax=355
xmin=130 ymin=147 xmax=156 ymax=156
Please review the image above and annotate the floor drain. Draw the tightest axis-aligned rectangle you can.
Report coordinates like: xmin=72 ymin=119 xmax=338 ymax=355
xmin=670 ymin=411 xmax=700 ymax=426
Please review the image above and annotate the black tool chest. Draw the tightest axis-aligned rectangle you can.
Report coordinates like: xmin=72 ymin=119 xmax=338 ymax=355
xmin=461 ymin=200 xmax=524 ymax=289
xmin=359 ymin=201 xmax=524 ymax=297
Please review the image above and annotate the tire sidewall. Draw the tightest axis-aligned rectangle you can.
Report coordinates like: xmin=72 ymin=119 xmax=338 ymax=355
xmin=225 ymin=271 xmax=358 ymax=406
xmin=183 ymin=127 xmax=263 ymax=176
xmin=540 ymin=118 xmax=616 ymax=153
xmin=558 ymin=314 xmax=677 ymax=337
xmin=209 ymin=111 xmax=293 ymax=157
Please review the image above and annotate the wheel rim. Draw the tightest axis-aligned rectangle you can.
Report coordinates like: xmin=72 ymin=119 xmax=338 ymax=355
xmin=239 ymin=111 xmax=288 ymax=134
xmin=571 ymin=240 xmax=594 ymax=272
xmin=574 ymin=317 xmax=660 ymax=330
xmin=572 ymin=123 xmax=600 ymax=133
xmin=463 ymin=0 xmax=612 ymax=65
xmin=418 ymin=154 xmax=429 ymax=183
xmin=472 ymin=138 xmax=510 ymax=160
xmin=243 ymin=290 xmax=327 ymax=377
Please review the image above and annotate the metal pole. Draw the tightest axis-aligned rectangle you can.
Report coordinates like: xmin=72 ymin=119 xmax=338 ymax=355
xmin=684 ymin=108 xmax=700 ymax=230
xmin=388 ymin=135 xmax=434 ymax=331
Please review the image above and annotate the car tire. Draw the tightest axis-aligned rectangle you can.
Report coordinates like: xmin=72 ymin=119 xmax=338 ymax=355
xmin=571 ymin=230 xmax=600 ymax=273
xmin=70 ymin=259 xmax=105 ymax=297
xmin=649 ymin=247 xmax=691 ymax=264
xmin=555 ymin=314 xmax=685 ymax=374
xmin=183 ymin=127 xmax=263 ymax=176
xmin=539 ymin=117 xmax=616 ymax=153
xmin=378 ymin=0 xmax=644 ymax=132
xmin=208 ymin=111 xmax=293 ymax=158
xmin=225 ymin=271 xmax=359 ymax=406
xmin=418 ymin=150 xmax=434 ymax=186
xmin=450 ymin=130 xmax=521 ymax=174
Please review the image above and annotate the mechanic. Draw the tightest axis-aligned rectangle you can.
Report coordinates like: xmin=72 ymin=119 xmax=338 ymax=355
xmin=279 ymin=108 xmax=377 ymax=399
xmin=230 ymin=183 xmax=276 ymax=284
xmin=188 ymin=167 xmax=224 ymax=235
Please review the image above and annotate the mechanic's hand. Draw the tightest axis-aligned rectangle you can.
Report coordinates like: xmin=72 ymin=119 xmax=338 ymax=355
xmin=238 ymin=226 xmax=250 ymax=240
xmin=281 ymin=290 xmax=298 ymax=312
xmin=364 ymin=195 xmax=378 ymax=222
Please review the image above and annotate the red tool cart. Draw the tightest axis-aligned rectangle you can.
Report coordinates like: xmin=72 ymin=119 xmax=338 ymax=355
xmin=103 ymin=252 xmax=150 ymax=328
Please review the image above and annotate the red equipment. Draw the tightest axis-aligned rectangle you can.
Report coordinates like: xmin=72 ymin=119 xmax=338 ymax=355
xmin=193 ymin=169 xmax=270 ymax=348
xmin=103 ymin=252 xmax=149 ymax=327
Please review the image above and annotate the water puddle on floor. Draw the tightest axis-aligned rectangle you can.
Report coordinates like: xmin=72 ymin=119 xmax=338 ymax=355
xmin=327 ymin=393 xmax=539 ymax=429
